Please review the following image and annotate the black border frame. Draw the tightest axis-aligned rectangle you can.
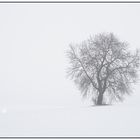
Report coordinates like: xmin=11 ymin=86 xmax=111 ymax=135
xmin=0 ymin=1 xmax=139 ymax=3
xmin=0 ymin=0 xmax=140 ymax=138
xmin=0 ymin=1 xmax=140 ymax=3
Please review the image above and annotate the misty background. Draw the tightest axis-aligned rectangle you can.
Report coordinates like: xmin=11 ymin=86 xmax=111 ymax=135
xmin=0 ymin=3 xmax=140 ymax=136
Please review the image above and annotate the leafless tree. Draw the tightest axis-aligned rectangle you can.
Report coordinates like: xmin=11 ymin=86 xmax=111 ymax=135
xmin=67 ymin=33 xmax=140 ymax=105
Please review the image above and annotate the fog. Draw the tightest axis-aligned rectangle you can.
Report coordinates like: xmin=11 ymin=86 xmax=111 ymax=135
xmin=0 ymin=3 xmax=140 ymax=136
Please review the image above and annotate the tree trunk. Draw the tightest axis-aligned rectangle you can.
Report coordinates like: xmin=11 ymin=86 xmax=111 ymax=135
xmin=97 ymin=92 xmax=103 ymax=105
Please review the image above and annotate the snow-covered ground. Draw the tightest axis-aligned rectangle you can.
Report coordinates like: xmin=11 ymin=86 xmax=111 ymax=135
xmin=0 ymin=103 xmax=140 ymax=137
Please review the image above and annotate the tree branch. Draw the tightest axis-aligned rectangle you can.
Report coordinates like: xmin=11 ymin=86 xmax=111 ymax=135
xmin=70 ymin=46 xmax=98 ymax=90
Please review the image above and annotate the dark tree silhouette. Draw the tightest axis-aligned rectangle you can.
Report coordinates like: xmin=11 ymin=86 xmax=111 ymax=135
xmin=67 ymin=33 xmax=140 ymax=105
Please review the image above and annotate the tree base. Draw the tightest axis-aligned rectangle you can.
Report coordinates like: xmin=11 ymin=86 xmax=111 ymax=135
xmin=91 ymin=103 xmax=112 ymax=107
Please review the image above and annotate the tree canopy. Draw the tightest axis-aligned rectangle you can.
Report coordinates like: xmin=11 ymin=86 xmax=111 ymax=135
xmin=67 ymin=33 xmax=140 ymax=105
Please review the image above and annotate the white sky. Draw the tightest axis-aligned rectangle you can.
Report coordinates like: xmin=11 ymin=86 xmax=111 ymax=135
xmin=0 ymin=3 xmax=140 ymax=109
xmin=1 ymin=3 xmax=140 ymax=137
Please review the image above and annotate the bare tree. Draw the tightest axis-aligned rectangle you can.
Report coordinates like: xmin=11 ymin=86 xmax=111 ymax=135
xmin=67 ymin=33 xmax=140 ymax=105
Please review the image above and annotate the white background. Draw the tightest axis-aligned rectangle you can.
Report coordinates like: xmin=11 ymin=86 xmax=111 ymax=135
xmin=0 ymin=3 xmax=140 ymax=137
